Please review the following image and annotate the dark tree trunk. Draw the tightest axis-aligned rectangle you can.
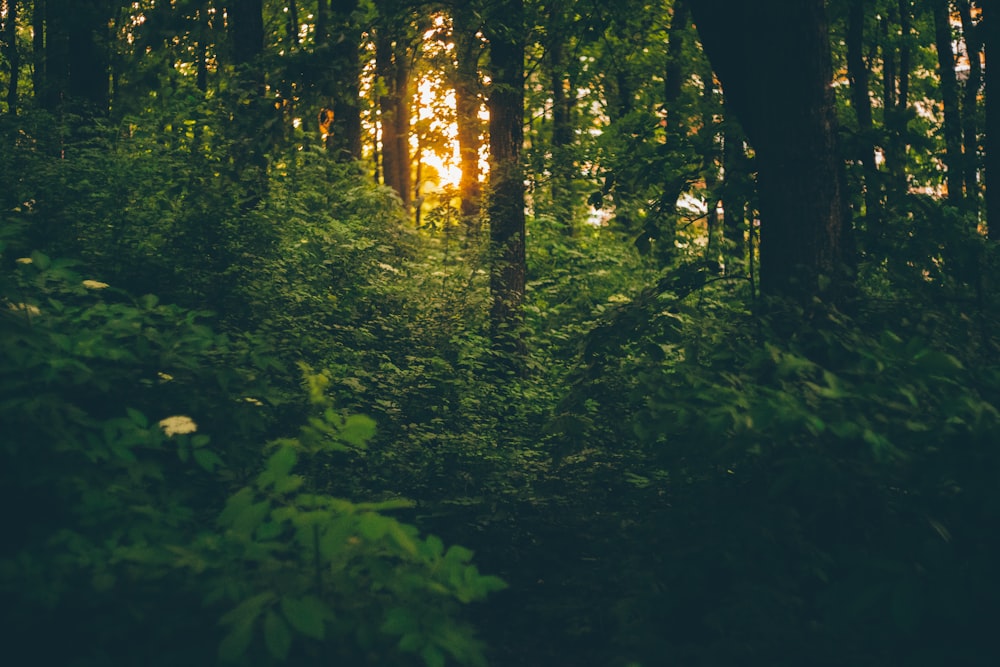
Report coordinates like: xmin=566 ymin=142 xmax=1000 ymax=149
xmin=882 ymin=3 xmax=912 ymax=205
xmin=229 ymin=0 xmax=268 ymax=208
xmin=721 ymin=119 xmax=749 ymax=250
xmin=485 ymin=0 xmax=526 ymax=355
xmin=690 ymin=0 xmax=847 ymax=300
xmin=452 ymin=3 xmax=483 ymax=221
xmin=326 ymin=0 xmax=363 ymax=161
xmin=958 ymin=0 xmax=982 ymax=208
xmin=2 ymin=0 xmax=19 ymax=114
xmin=847 ymin=0 xmax=882 ymax=223
xmin=933 ymin=0 xmax=965 ymax=204
xmin=32 ymin=0 xmax=44 ymax=105
xmin=664 ymin=0 xmax=689 ymax=127
xmin=374 ymin=16 xmax=413 ymax=209
xmin=546 ymin=2 xmax=575 ymax=232
xmin=986 ymin=0 xmax=999 ymax=236
xmin=393 ymin=47 xmax=412 ymax=208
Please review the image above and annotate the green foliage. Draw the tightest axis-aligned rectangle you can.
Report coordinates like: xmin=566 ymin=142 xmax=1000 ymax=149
xmin=0 ymin=230 xmax=504 ymax=667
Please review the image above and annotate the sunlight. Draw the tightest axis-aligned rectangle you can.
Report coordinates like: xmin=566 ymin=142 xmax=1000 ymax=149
xmin=414 ymin=80 xmax=462 ymax=188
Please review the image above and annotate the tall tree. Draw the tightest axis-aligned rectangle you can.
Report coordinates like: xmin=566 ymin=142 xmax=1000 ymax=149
xmin=484 ymin=0 xmax=526 ymax=355
xmin=932 ymin=0 xmax=965 ymax=204
xmin=451 ymin=1 xmax=484 ymax=221
xmin=958 ymin=0 xmax=982 ymax=209
xmin=846 ymin=0 xmax=883 ymax=223
xmin=2 ymin=0 xmax=19 ymax=114
xmin=229 ymin=0 xmax=268 ymax=208
xmin=326 ymin=0 xmax=364 ymax=161
xmin=986 ymin=0 xmax=998 ymax=235
xmin=35 ymin=0 xmax=113 ymax=113
xmin=690 ymin=0 xmax=848 ymax=299
xmin=374 ymin=0 xmax=418 ymax=209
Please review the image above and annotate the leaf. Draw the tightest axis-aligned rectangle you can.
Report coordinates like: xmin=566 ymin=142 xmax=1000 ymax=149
xmin=338 ymin=414 xmax=377 ymax=449
xmin=280 ymin=595 xmax=329 ymax=640
xmin=264 ymin=609 xmax=292 ymax=660
xmin=194 ymin=448 xmax=224 ymax=472
xmin=126 ymin=407 xmax=147 ymax=428
xmin=914 ymin=350 xmax=964 ymax=376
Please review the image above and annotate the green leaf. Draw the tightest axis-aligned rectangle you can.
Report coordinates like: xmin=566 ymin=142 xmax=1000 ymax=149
xmin=126 ymin=407 xmax=147 ymax=428
xmin=264 ymin=609 xmax=292 ymax=660
xmin=194 ymin=448 xmax=224 ymax=472
xmin=280 ymin=595 xmax=329 ymax=640
xmin=338 ymin=414 xmax=377 ymax=449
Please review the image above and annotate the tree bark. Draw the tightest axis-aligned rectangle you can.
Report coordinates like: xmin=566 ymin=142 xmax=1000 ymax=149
xmin=985 ymin=0 xmax=999 ymax=236
xmin=485 ymin=0 xmax=526 ymax=355
xmin=326 ymin=0 xmax=363 ymax=161
xmin=374 ymin=13 xmax=413 ymax=209
xmin=229 ymin=0 xmax=268 ymax=208
xmin=933 ymin=0 xmax=965 ymax=204
xmin=958 ymin=0 xmax=982 ymax=208
xmin=847 ymin=0 xmax=882 ymax=223
xmin=690 ymin=0 xmax=847 ymax=299
xmin=2 ymin=0 xmax=19 ymax=114
xmin=546 ymin=1 xmax=575 ymax=232
xmin=452 ymin=2 xmax=483 ymax=221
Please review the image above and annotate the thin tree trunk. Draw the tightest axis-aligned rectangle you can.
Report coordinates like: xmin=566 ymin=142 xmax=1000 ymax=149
xmin=452 ymin=3 xmax=482 ymax=221
xmin=958 ymin=0 xmax=982 ymax=208
xmin=287 ymin=0 xmax=299 ymax=48
xmin=32 ymin=0 xmax=44 ymax=104
xmin=933 ymin=0 xmax=965 ymax=204
xmin=721 ymin=119 xmax=748 ymax=250
xmin=985 ymin=0 xmax=999 ymax=236
xmin=848 ymin=0 xmax=882 ymax=222
xmin=230 ymin=0 xmax=268 ymax=208
xmin=547 ymin=6 xmax=575 ymax=233
xmin=2 ymin=0 xmax=18 ymax=114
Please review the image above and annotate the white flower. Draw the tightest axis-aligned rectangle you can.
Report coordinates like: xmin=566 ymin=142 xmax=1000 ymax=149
xmin=243 ymin=397 xmax=264 ymax=406
xmin=159 ymin=415 xmax=198 ymax=436
xmin=82 ymin=280 xmax=110 ymax=289
xmin=15 ymin=257 xmax=32 ymax=265
xmin=157 ymin=372 xmax=174 ymax=382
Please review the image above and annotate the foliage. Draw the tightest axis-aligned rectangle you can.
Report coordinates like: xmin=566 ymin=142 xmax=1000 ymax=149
xmin=0 ymin=231 xmax=504 ymax=667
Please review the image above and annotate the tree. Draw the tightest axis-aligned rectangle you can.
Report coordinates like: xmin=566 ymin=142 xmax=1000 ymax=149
xmin=321 ymin=0 xmax=364 ymax=161
xmin=690 ymin=0 xmax=848 ymax=299
xmin=1 ymin=0 xmax=19 ymax=114
xmin=932 ymin=0 xmax=965 ymax=204
xmin=986 ymin=0 xmax=998 ymax=234
xmin=484 ymin=0 xmax=526 ymax=356
xmin=451 ymin=0 xmax=484 ymax=221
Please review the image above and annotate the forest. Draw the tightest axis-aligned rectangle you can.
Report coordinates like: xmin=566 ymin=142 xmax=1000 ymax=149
xmin=1 ymin=0 xmax=998 ymax=665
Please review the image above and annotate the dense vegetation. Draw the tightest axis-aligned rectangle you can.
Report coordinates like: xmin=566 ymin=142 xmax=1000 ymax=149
xmin=2 ymin=1 xmax=998 ymax=666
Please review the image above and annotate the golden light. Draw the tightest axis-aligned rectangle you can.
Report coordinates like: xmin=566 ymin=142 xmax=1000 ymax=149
xmin=414 ymin=81 xmax=462 ymax=189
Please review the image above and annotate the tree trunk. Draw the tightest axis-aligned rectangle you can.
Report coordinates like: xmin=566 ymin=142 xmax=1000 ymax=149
xmin=882 ymin=4 xmax=912 ymax=205
xmin=847 ymin=0 xmax=882 ymax=223
xmin=485 ymin=0 xmax=526 ymax=356
xmin=2 ymin=0 xmax=19 ymax=114
xmin=933 ymin=0 xmax=965 ymax=204
xmin=374 ymin=18 xmax=413 ymax=209
xmin=958 ymin=0 xmax=982 ymax=209
xmin=326 ymin=0 xmax=363 ymax=161
xmin=690 ymin=0 xmax=847 ymax=300
xmin=452 ymin=3 xmax=483 ymax=221
xmin=664 ymin=0 xmax=689 ymax=128
xmin=721 ymin=119 xmax=748 ymax=250
xmin=985 ymin=0 xmax=999 ymax=236
xmin=229 ymin=0 xmax=268 ymax=208
xmin=546 ymin=3 xmax=575 ymax=233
